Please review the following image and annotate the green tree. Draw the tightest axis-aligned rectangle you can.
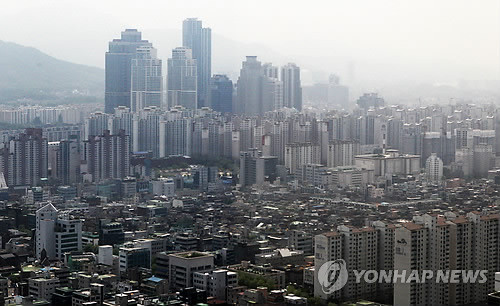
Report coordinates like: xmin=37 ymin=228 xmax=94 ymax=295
xmin=307 ymin=297 xmax=321 ymax=306
xmin=83 ymin=244 xmax=98 ymax=254
xmin=237 ymin=272 xmax=276 ymax=289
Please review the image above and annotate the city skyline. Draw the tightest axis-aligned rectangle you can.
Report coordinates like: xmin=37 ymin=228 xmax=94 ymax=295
xmin=102 ymin=21 xmax=304 ymax=115
xmin=1 ymin=2 xmax=500 ymax=306
xmin=1 ymin=0 xmax=498 ymax=86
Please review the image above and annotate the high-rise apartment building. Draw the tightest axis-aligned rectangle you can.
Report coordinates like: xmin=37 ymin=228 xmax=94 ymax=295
xmin=394 ymin=212 xmax=500 ymax=305
xmin=130 ymin=46 xmax=163 ymax=112
xmin=239 ymin=150 xmax=260 ymax=188
xmin=263 ymin=77 xmax=284 ymax=112
xmin=105 ymin=29 xmax=152 ymax=113
xmin=183 ymin=18 xmax=211 ymax=108
xmin=0 ymin=128 xmax=48 ymax=187
xmin=261 ymin=63 xmax=284 ymax=112
xmin=314 ymin=212 xmax=500 ymax=305
xmin=167 ymin=47 xmax=198 ymax=109
xmin=111 ymin=106 xmax=135 ymax=151
xmin=285 ymin=143 xmax=321 ymax=175
xmin=161 ymin=118 xmax=193 ymax=157
xmin=53 ymin=136 xmax=81 ymax=185
xmin=263 ymin=63 xmax=279 ymax=79
xmin=315 ymin=212 xmax=500 ymax=305
xmin=473 ymin=143 xmax=494 ymax=177
xmin=425 ymin=153 xmax=443 ymax=182
xmin=85 ymin=130 xmax=130 ymax=182
xmin=135 ymin=107 xmax=162 ymax=158
xmin=327 ymin=140 xmax=360 ymax=168
xmin=85 ymin=112 xmax=111 ymax=138
xmin=314 ymin=226 xmax=381 ymax=302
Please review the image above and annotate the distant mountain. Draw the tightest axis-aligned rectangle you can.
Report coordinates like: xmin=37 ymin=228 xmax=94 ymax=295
xmin=0 ymin=40 xmax=103 ymax=101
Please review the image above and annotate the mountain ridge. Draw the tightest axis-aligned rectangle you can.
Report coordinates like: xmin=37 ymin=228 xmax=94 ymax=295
xmin=0 ymin=40 xmax=104 ymax=99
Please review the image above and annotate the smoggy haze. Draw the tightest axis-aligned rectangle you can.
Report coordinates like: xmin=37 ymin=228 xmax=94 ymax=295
xmin=1 ymin=0 xmax=499 ymax=86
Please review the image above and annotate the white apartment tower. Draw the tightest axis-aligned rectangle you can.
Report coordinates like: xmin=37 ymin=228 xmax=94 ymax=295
xmin=394 ymin=212 xmax=500 ymax=306
xmin=285 ymin=143 xmax=321 ymax=175
xmin=130 ymin=46 xmax=163 ymax=112
xmin=425 ymin=153 xmax=443 ymax=182
xmin=327 ymin=140 xmax=360 ymax=168
xmin=314 ymin=226 xmax=380 ymax=302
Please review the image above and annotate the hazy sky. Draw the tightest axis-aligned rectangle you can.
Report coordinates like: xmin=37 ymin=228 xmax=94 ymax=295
xmin=1 ymin=0 xmax=499 ymax=85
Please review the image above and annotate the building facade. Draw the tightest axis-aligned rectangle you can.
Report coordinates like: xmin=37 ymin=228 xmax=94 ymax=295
xmin=182 ymin=18 xmax=211 ymax=108
xmin=167 ymin=47 xmax=198 ymax=109
xmin=105 ymin=29 xmax=152 ymax=113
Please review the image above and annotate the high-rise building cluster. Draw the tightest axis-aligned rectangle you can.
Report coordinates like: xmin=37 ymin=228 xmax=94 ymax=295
xmin=0 ymin=128 xmax=48 ymax=187
xmin=0 ymin=102 xmax=499 ymax=189
xmin=235 ymin=57 xmax=302 ymax=115
xmin=0 ymin=104 xmax=95 ymax=125
xmin=182 ymin=18 xmax=212 ymax=108
xmin=104 ymin=21 xmax=302 ymax=117
xmin=2 ymin=16 xmax=500 ymax=306
xmin=105 ymin=29 xmax=154 ymax=113
xmin=315 ymin=211 xmax=500 ymax=305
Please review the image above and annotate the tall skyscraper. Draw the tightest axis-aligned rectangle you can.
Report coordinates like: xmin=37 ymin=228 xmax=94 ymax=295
xmin=262 ymin=77 xmax=284 ymax=112
xmin=210 ymin=75 xmax=233 ymax=113
xmin=281 ymin=63 xmax=302 ymax=111
xmin=262 ymin=63 xmax=283 ymax=111
xmin=263 ymin=63 xmax=279 ymax=79
xmin=183 ymin=18 xmax=211 ymax=108
xmin=105 ymin=29 xmax=152 ymax=113
xmin=167 ymin=47 xmax=198 ymax=109
xmin=131 ymin=46 xmax=163 ymax=112
xmin=236 ymin=56 xmax=264 ymax=115
xmin=236 ymin=58 xmax=287 ymax=115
